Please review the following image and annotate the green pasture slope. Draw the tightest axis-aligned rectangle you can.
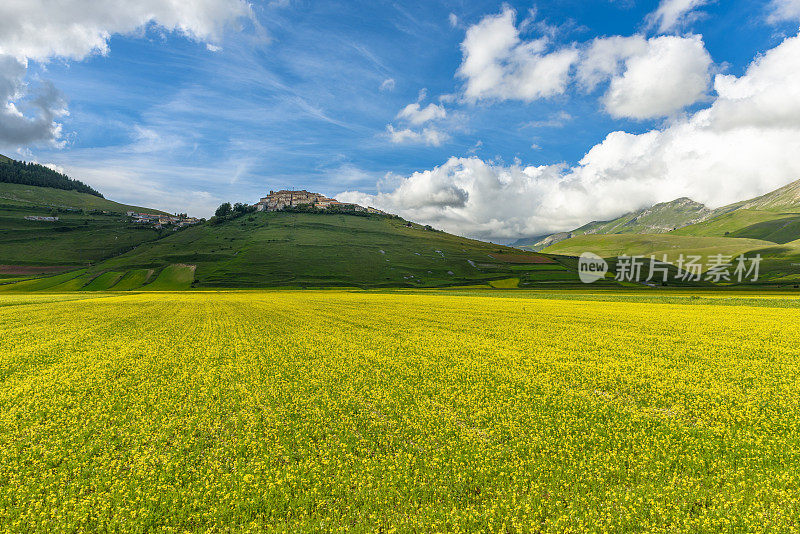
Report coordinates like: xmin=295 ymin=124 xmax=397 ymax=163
xmin=140 ymin=265 xmax=196 ymax=290
xmin=112 ymin=269 xmax=155 ymax=290
xmin=543 ymin=234 xmax=773 ymax=260
xmin=1 ymin=210 xmax=608 ymax=290
xmin=543 ymin=233 xmax=800 ymax=284
xmin=0 ymin=182 xmax=166 ymax=214
xmin=91 ymin=211 xmax=592 ymax=288
xmin=0 ymin=183 xmax=171 ymax=266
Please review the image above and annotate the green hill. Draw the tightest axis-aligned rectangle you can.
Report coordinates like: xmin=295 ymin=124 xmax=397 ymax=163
xmin=1 ymin=210 xmax=609 ymax=291
xmin=670 ymin=209 xmax=800 ymax=243
xmin=534 ymin=179 xmax=800 ymax=250
xmin=0 ymin=169 xmax=597 ymax=290
xmin=725 ymin=179 xmax=800 ymax=212
xmin=0 ymin=153 xmax=103 ymax=197
xmin=0 ymin=181 xmax=174 ymax=269
xmin=539 ymin=179 xmax=800 ymax=280
xmin=84 ymin=211 xmax=582 ymax=289
xmin=0 ymin=155 xmax=175 ymax=270
xmin=0 ymin=182 xmax=165 ymax=214
xmin=542 ymin=233 xmax=773 ymax=261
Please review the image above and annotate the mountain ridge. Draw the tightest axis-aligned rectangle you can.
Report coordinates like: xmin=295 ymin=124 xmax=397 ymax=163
xmin=523 ymin=178 xmax=800 ymax=251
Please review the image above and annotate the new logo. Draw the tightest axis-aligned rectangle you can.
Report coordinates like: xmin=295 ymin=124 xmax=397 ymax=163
xmin=578 ymin=252 xmax=608 ymax=283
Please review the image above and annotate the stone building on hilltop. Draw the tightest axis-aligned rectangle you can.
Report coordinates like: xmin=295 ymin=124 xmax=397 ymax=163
xmin=255 ymin=189 xmax=368 ymax=212
xmin=256 ymin=190 xmax=332 ymax=211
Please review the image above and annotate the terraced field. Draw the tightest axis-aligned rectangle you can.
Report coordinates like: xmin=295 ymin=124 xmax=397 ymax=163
xmin=1 ymin=290 xmax=799 ymax=532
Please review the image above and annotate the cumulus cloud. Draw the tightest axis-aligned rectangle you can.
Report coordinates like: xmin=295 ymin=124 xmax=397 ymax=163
xmin=386 ymin=125 xmax=449 ymax=147
xmin=457 ymin=6 xmax=578 ymax=102
xmin=457 ymin=7 xmax=712 ymax=119
xmin=343 ymin=32 xmax=800 ymax=241
xmin=0 ymin=56 xmax=67 ymax=146
xmin=646 ymin=0 xmax=711 ymax=34
xmin=577 ymin=35 xmax=648 ymax=90
xmin=598 ymin=35 xmax=712 ymax=119
xmin=767 ymin=0 xmax=800 ymax=22
xmin=577 ymin=33 xmax=713 ymax=119
xmin=0 ymin=0 xmax=253 ymax=61
xmin=0 ymin=0 xmax=252 ymax=149
xmin=386 ymin=93 xmax=452 ymax=146
xmin=396 ymin=102 xmax=447 ymax=125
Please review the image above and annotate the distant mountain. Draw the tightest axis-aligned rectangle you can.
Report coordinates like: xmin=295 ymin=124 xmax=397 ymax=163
xmin=724 ymin=179 xmax=800 ymax=212
xmin=518 ymin=197 xmax=715 ymax=251
xmin=0 ymin=154 xmax=103 ymax=197
xmin=540 ymin=178 xmax=800 ymax=284
xmin=577 ymin=197 xmax=714 ymax=234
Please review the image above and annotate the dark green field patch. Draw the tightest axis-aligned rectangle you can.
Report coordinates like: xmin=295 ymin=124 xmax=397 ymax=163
xmin=509 ymin=264 xmax=569 ymax=272
xmin=82 ymin=271 xmax=125 ymax=291
xmin=112 ymin=269 xmax=155 ymax=291
xmin=729 ymin=215 xmax=800 ymax=244
xmin=141 ymin=265 xmax=196 ymax=291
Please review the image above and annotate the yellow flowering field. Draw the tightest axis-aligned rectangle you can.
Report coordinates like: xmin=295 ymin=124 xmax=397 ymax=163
xmin=1 ymin=290 xmax=799 ymax=532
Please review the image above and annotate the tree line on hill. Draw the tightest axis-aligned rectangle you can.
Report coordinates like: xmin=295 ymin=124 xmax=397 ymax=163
xmin=0 ymin=156 xmax=104 ymax=198
xmin=209 ymin=202 xmax=257 ymax=224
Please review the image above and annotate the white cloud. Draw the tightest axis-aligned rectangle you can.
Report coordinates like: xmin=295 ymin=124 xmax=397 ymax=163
xmin=449 ymin=13 xmax=459 ymax=28
xmin=386 ymin=94 xmax=452 ymax=146
xmin=522 ymin=110 xmax=573 ymax=129
xmin=457 ymin=6 xmax=579 ymax=102
xmin=396 ymin=102 xmax=447 ymax=125
xmin=767 ymin=0 xmax=800 ymax=22
xmin=577 ymin=34 xmax=712 ymax=119
xmin=344 ymin=31 xmax=800 ymax=241
xmin=457 ymin=8 xmax=711 ymax=119
xmin=0 ymin=56 xmax=67 ymax=147
xmin=379 ymin=78 xmax=396 ymax=92
xmin=646 ymin=0 xmax=711 ymax=34
xmin=600 ymin=35 xmax=712 ymax=119
xmin=386 ymin=125 xmax=449 ymax=147
xmin=0 ymin=0 xmax=253 ymax=61
xmin=577 ymin=35 xmax=648 ymax=91
xmin=0 ymin=0 xmax=252 ymax=149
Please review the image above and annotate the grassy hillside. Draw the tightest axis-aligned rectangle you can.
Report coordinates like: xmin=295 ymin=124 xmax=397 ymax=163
xmin=0 ymin=182 xmax=165 ymax=214
xmin=736 ymin=240 xmax=800 ymax=282
xmin=0 ymin=154 xmax=103 ymax=197
xmin=726 ymin=178 xmax=800 ymax=212
xmin=543 ymin=233 xmax=773 ymax=261
xmin=87 ymin=211 xmax=579 ymax=288
xmin=0 ymin=202 xmax=168 ymax=266
xmin=670 ymin=209 xmax=800 ymax=243
xmin=537 ymin=179 xmax=800 ymax=282
xmin=0 ymin=183 xmax=176 ymax=267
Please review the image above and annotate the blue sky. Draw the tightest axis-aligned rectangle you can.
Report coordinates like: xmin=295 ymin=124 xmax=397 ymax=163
xmin=3 ymin=0 xmax=800 ymax=240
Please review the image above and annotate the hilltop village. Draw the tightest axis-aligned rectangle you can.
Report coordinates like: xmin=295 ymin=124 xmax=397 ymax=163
xmin=126 ymin=211 xmax=201 ymax=229
xmin=255 ymin=189 xmax=386 ymax=214
xmin=129 ymin=189 xmax=388 ymax=229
